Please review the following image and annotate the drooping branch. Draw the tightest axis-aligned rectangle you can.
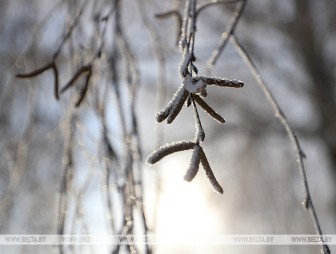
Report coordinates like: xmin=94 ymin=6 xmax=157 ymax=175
xmin=60 ymin=65 xmax=92 ymax=107
xmin=148 ymin=0 xmax=244 ymax=194
xmin=231 ymin=34 xmax=330 ymax=254
xmin=16 ymin=0 xmax=89 ymax=101
xmin=16 ymin=62 xmax=60 ymax=100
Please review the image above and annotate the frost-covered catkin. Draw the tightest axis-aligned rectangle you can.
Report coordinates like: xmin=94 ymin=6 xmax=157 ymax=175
xmin=148 ymin=0 xmax=245 ymax=195
xmin=200 ymin=150 xmax=224 ymax=194
xmin=156 ymin=85 xmax=185 ymax=122
xmin=146 ymin=140 xmax=195 ymax=165
xmin=184 ymin=145 xmax=201 ymax=181
xmin=202 ymin=76 xmax=244 ymax=88
xmin=167 ymin=89 xmax=189 ymax=124
xmin=193 ymin=95 xmax=225 ymax=123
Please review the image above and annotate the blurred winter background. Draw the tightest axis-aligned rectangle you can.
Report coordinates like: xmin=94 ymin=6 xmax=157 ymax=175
xmin=0 ymin=0 xmax=335 ymax=253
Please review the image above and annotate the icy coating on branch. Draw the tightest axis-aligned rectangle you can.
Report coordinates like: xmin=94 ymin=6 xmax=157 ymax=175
xmin=147 ymin=0 xmax=244 ymax=194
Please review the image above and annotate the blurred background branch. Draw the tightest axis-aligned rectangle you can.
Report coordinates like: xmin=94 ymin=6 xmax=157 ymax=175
xmin=0 ymin=0 xmax=334 ymax=254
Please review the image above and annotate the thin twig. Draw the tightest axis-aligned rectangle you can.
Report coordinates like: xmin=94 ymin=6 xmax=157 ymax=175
xmin=16 ymin=0 xmax=89 ymax=102
xmin=137 ymin=0 xmax=168 ymax=242
xmin=155 ymin=10 xmax=182 ymax=45
xmin=53 ymin=0 xmax=89 ymax=60
xmin=75 ymin=68 xmax=92 ymax=107
xmin=16 ymin=62 xmax=53 ymax=78
xmin=60 ymin=65 xmax=92 ymax=107
xmin=191 ymin=95 xmax=205 ymax=142
xmin=16 ymin=62 xmax=60 ymax=100
xmin=51 ymin=64 xmax=60 ymax=100
xmin=206 ymin=0 xmax=247 ymax=73
xmin=110 ymin=1 xmax=150 ymax=253
xmin=60 ymin=65 xmax=91 ymax=93
xmin=196 ymin=0 xmax=240 ymax=17
xmin=231 ymin=34 xmax=330 ymax=254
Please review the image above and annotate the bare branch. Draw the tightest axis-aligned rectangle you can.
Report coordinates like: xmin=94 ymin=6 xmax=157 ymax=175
xmin=231 ymin=34 xmax=330 ymax=254
xmin=60 ymin=65 xmax=92 ymax=93
xmin=16 ymin=62 xmax=53 ymax=78
xmin=16 ymin=0 xmax=89 ymax=103
xmin=51 ymin=64 xmax=59 ymax=100
xmin=75 ymin=69 xmax=92 ymax=107
xmin=206 ymin=0 xmax=247 ymax=73
xmin=191 ymin=95 xmax=206 ymax=142
xmin=155 ymin=10 xmax=182 ymax=45
xmin=197 ymin=0 xmax=240 ymax=17
xmin=53 ymin=0 xmax=88 ymax=60
xmin=155 ymin=10 xmax=181 ymax=20
xmin=16 ymin=62 xmax=60 ymax=100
